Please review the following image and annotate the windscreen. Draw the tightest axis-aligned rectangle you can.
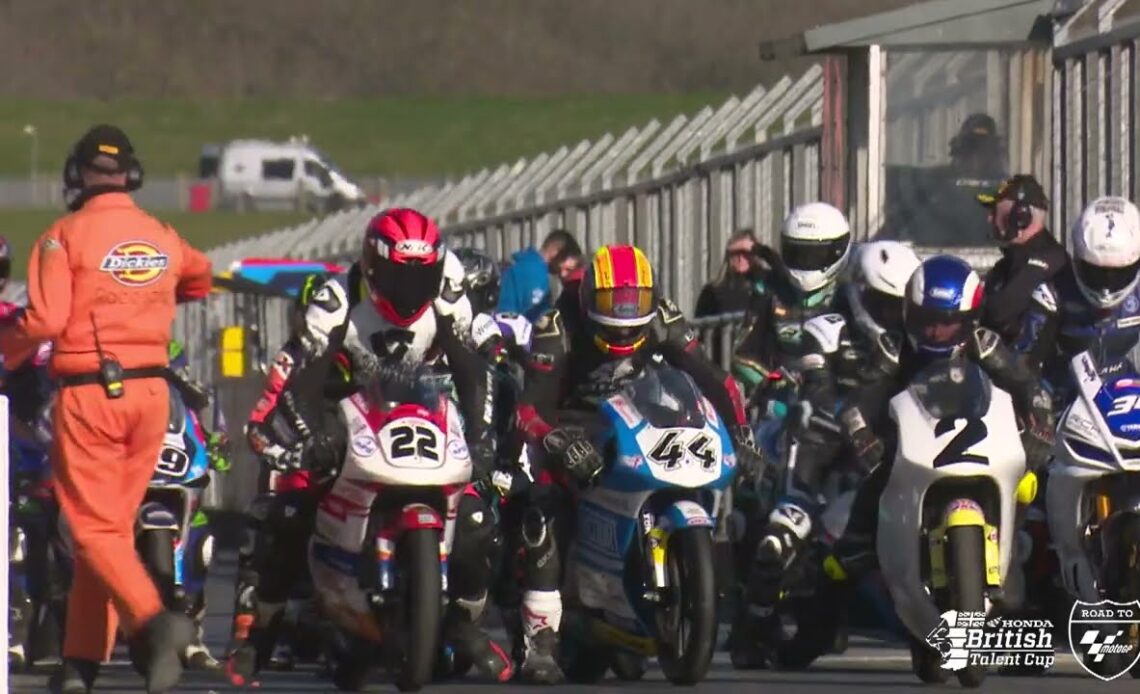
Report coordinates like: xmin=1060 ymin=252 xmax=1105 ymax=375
xmin=906 ymin=359 xmax=992 ymax=420
xmin=363 ymin=363 xmax=446 ymax=414
xmin=622 ymin=365 xmax=708 ymax=429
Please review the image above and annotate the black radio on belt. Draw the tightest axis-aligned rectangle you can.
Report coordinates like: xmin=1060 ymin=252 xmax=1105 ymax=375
xmin=99 ymin=357 xmax=125 ymax=399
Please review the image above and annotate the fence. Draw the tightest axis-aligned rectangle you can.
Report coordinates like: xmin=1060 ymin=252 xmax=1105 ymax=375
xmin=0 ymin=174 xmax=442 ymax=211
xmin=1052 ymin=0 xmax=1140 ymax=238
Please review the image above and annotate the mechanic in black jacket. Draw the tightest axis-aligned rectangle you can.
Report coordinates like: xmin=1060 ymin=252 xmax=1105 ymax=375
xmin=976 ymin=175 xmax=1069 ymax=370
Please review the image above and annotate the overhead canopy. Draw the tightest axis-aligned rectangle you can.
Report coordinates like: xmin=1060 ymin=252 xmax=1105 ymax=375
xmin=800 ymin=0 xmax=1059 ymax=51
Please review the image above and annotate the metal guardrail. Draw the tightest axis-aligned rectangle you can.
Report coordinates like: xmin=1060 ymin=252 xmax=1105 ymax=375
xmin=187 ymin=67 xmax=828 ymax=370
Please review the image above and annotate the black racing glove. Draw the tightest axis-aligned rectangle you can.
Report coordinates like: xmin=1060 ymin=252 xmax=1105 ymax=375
xmin=840 ymin=405 xmax=884 ymax=474
xmin=1021 ymin=411 xmax=1055 ymax=472
xmin=732 ymin=424 xmax=765 ymax=480
xmin=543 ymin=428 xmax=605 ymax=487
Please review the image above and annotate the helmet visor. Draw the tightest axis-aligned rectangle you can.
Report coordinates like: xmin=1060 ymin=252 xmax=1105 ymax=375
xmin=368 ymin=257 xmax=444 ymax=320
xmin=1075 ymin=258 xmax=1140 ymax=297
xmin=591 ymin=285 xmax=655 ymax=327
xmin=783 ymin=234 xmax=850 ymax=273
xmin=861 ymin=287 xmax=905 ymax=332
xmin=905 ymin=305 xmax=978 ymax=352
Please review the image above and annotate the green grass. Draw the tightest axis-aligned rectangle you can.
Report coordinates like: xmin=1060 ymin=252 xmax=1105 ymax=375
xmin=0 ymin=94 xmax=728 ymax=178
xmin=3 ymin=210 xmax=312 ymax=280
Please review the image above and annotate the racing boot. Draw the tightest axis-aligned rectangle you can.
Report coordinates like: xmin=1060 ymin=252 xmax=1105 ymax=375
xmin=129 ymin=611 xmax=195 ymax=694
xmin=731 ymin=503 xmax=812 ymax=670
xmin=518 ymin=589 xmax=565 ymax=684
xmin=441 ymin=597 xmax=513 ymax=682
xmin=184 ymin=594 xmax=219 ymax=670
xmin=48 ymin=658 xmax=99 ymax=694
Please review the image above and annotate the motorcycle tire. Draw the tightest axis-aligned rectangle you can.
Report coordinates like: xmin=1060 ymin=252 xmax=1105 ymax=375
xmin=656 ymin=527 xmax=718 ymax=685
xmin=611 ymin=651 xmax=648 ymax=681
xmin=132 ymin=528 xmax=177 ymax=676
xmin=393 ymin=527 xmax=442 ymax=693
xmin=946 ymin=525 xmax=987 ymax=688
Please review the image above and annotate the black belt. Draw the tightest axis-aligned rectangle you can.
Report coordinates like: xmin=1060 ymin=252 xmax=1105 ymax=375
xmin=57 ymin=366 xmax=170 ymax=388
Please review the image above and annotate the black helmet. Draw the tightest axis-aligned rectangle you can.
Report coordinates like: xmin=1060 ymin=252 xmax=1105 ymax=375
xmin=454 ymin=247 xmax=501 ymax=314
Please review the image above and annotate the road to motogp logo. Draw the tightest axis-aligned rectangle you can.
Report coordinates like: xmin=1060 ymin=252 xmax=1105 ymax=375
xmin=100 ymin=241 xmax=170 ymax=287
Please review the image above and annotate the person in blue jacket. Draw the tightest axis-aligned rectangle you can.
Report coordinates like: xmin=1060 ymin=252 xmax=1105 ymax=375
xmin=496 ymin=229 xmax=582 ymax=322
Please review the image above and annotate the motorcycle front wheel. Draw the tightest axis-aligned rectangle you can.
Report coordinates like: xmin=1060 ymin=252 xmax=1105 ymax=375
xmin=656 ymin=527 xmax=717 ymax=685
xmin=946 ymin=525 xmax=987 ymax=688
xmin=392 ymin=527 xmax=442 ymax=693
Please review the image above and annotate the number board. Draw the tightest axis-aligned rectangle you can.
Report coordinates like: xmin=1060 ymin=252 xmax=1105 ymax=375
xmin=640 ymin=428 xmax=720 ymax=473
xmin=931 ymin=417 xmax=990 ymax=468
xmin=378 ymin=420 xmax=444 ymax=468
xmin=156 ymin=444 xmax=191 ymax=477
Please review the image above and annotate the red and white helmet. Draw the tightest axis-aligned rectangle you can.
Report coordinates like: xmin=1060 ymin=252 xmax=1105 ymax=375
xmin=361 ymin=208 xmax=444 ymax=326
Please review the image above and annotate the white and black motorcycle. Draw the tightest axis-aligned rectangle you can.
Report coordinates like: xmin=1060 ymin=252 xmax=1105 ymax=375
xmin=879 ymin=359 xmax=1029 ymax=687
xmin=1048 ymin=350 xmax=1140 ymax=680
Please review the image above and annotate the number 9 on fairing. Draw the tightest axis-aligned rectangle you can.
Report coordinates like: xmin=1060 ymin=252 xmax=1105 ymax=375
xmin=156 ymin=446 xmax=190 ymax=477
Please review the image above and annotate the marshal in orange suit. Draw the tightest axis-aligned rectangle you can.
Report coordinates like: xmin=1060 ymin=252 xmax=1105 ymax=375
xmin=0 ymin=125 xmax=213 ymax=694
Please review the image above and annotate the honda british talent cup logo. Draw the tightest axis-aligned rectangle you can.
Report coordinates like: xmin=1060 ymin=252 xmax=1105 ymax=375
xmin=1068 ymin=599 xmax=1140 ymax=681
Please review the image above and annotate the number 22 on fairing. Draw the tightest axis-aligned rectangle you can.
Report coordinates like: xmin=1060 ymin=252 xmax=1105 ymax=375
xmin=1107 ymin=394 xmax=1140 ymax=416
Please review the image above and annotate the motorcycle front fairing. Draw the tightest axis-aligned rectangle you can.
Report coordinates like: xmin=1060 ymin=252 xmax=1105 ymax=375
xmin=1048 ymin=352 xmax=1140 ymax=600
xmin=878 ymin=361 xmax=1026 ymax=640
xmin=572 ymin=366 xmax=736 ymax=633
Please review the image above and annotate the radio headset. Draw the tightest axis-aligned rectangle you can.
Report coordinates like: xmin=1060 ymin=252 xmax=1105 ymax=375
xmin=63 ymin=144 xmax=144 ymax=193
xmin=1004 ymin=188 xmax=1034 ymax=242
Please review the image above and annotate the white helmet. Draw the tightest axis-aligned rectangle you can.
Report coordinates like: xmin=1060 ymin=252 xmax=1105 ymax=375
xmin=1072 ymin=196 xmax=1140 ymax=309
xmin=847 ymin=240 xmax=922 ymax=336
xmin=781 ymin=202 xmax=852 ymax=293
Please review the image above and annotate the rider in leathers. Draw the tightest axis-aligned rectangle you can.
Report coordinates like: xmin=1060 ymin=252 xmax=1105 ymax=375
xmin=731 ymin=239 xmax=923 ymax=667
xmin=728 ymin=203 xmax=864 ymax=663
xmin=823 ymin=255 xmax=1055 ymax=588
xmin=454 ymin=247 xmax=542 ymax=671
xmin=235 ymin=209 xmax=512 ymax=684
xmin=1015 ymin=196 xmax=1140 ymax=399
xmin=513 ymin=244 xmax=763 ymax=683
xmin=224 ymin=274 xmax=335 ymax=684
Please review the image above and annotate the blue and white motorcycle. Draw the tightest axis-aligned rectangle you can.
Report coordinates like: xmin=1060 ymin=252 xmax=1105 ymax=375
xmin=560 ymin=362 xmax=737 ymax=685
xmin=134 ymin=382 xmax=220 ymax=669
xmin=1048 ymin=350 xmax=1140 ymax=680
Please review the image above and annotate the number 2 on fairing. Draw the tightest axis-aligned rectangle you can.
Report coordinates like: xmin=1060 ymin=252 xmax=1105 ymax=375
xmin=932 ymin=417 xmax=989 ymax=468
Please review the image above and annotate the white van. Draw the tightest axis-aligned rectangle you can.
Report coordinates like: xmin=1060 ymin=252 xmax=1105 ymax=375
xmin=210 ymin=138 xmax=366 ymax=212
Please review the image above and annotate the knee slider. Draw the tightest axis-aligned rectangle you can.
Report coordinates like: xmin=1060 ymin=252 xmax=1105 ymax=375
xmin=521 ymin=506 xmax=549 ymax=549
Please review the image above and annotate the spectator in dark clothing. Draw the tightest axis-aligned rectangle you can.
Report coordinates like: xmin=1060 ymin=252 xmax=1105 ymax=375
xmin=696 ymin=230 xmax=767 ymax=363
xmin=695 ymin=230 xmax=766 ymax=317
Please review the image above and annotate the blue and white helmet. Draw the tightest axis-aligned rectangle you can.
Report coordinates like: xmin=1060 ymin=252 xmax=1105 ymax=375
xmin=903 ymin=255 xmax=984 ymax=357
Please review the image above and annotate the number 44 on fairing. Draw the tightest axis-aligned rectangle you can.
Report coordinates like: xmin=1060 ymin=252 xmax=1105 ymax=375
xmin=647 ymin=430 xmax=717 ymax=471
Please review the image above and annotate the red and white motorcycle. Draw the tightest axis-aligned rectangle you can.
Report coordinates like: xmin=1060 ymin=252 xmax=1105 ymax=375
xmin=308 ymin=365 xmax=472 ymax=692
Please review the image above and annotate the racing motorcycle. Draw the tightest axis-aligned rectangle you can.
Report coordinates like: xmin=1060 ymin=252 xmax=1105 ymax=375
xmin=1048 ymin=350 xmax=1140 ymax=679
xmin=878 ymin=359 xmax=1029 ymax=688
xmin=558 ymin=361 xmax=737 ymax=686
xmin=9 ymin=419 xmax=70 ymax=671
xmin=134 ymin=382 xmax=221 ymax=669
xmin=308 ymin=364 xmax=471 ymax=693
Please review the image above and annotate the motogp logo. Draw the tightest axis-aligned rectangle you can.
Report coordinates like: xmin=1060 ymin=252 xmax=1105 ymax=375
xmin=100 ymin=240 xmax=170 ymax=287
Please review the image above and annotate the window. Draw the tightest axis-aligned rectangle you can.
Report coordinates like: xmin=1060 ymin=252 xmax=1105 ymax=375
xmin=304 ymin=159 xmax=333 ymax=188
xmin=261 ymin=158 xmax=296 ymax=180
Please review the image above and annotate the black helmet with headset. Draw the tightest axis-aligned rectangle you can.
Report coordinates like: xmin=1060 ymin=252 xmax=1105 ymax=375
xmin=63 ymin=124 xmax=144 ymax=210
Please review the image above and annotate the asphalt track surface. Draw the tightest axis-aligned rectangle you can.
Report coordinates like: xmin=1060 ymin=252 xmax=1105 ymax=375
xmin=10 ymin=552 xmax=1140 ymax=693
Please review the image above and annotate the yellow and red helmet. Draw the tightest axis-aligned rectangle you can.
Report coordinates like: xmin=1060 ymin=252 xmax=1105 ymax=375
xmin=580 ymin=245 xmax=658 ymax=356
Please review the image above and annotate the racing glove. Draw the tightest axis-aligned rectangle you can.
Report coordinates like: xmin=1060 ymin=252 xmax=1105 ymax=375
xmin=1021 ymin=414 xmax=1055 ymax=472
xmin=731 ymin=424 xmax=765 ymax=480
xmin=840 ymin=406 xmax=885 ymax=474
xmin=543 ymin=428 xmax=605 ymax=487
